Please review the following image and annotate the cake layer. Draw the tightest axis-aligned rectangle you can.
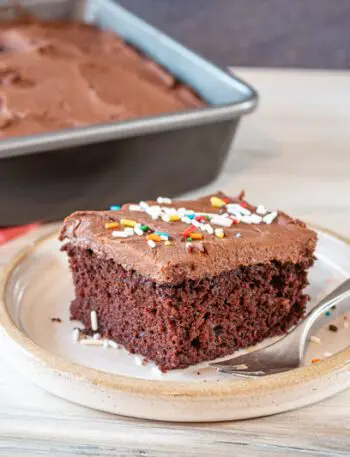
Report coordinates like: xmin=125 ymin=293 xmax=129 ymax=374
xmin=60 ymin=193 xmax=317 ymax=284
xmin=0 ymin=19 xmax=204 ymax=138
xmin=65 ymin=244 xmax=311 ymax=370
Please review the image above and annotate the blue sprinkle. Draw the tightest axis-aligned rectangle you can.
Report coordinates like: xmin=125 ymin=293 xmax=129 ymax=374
xmin=325 ymin=311 xmax=331 ymax=317
xmin=155 ymin=230 xmax=170 ymax=240
xmin=110 ymin=205 xmax=121 ymax=211
xmin=155 ymin=231 xmax=168 ymax=236
xmin=188 ymin=214 xmax=195 ymax=219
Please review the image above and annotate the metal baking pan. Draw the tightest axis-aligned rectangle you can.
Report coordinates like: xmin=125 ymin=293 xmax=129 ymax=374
xmin=0 ymin=0 xmax=258 ymax=226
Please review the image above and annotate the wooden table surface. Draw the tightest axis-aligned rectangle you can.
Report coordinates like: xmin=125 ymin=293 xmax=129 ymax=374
xmin=1 ymin=69 xmax=349 ymax=456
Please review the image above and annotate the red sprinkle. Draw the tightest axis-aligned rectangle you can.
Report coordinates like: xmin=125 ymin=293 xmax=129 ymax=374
xmin=222 ymin=197 xmax=230 ymax=204
xmin=195 ymin=215 xmax=207 ymax=222
xmin=182 ymin=224 xmax=196 ymax=239
xmin=240 ymin=202 xmax=248 ymax=208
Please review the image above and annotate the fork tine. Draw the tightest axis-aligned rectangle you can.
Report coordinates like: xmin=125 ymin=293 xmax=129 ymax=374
xmin=210 ymin=354 xmax=259 ymax=369
xmin=217 ymin=366 xmax=292 ymax=377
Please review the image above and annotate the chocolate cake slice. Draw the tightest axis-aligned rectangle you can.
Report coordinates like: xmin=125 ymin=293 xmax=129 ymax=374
xmin=59 ymin=192 xmax=317 ymax=371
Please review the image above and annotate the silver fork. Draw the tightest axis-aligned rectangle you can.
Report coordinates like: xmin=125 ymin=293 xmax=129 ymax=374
xmin=209 ymin=278 xmax=350 ymax=377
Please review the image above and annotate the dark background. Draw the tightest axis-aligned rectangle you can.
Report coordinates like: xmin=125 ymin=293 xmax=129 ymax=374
xmin=117 ymin=0 xmax=350 ymax=69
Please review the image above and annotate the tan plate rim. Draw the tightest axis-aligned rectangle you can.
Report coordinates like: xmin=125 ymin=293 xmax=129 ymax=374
xmin=0 ymin=226 xmax=349 ymax=399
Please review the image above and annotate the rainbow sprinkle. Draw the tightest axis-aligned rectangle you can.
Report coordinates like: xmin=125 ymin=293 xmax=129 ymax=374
xmin=104 ymin=222 xmax=119 ymax=229
xmin=147 ymin=240 xmax=156 ymax=249
xmin=215 ymin=228 xmax=225 ymax=239
xmin=120 ymin=218 xmax=136 ymax=227
xmin=189 ymin=232 xmax=203 ymax=240
xmin=210 ymin=196 xmax=226 ymax=208
xmin=146 ymin=234 xmax=161 ymax=242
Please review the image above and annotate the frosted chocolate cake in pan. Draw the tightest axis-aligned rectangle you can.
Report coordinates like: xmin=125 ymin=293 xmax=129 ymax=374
xmin=0 ymin=19 xmax=205 ymax=138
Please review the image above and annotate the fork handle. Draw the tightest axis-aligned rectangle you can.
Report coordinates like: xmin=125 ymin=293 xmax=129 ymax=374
xmin=290 ymin=278 xmax=350 ymax=358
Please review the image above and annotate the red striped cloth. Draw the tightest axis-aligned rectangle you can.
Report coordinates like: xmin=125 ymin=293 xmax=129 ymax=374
xmin=0 ymin=223 xmax=40 ymax=246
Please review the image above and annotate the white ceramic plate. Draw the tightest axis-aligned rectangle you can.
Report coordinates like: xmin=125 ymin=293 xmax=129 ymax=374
xmin=0 ymin=228 xmax=349 ymax=422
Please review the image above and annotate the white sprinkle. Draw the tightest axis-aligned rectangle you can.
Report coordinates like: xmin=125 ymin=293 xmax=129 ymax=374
xmin=177 ymin=207 xmax=187 ymax=216
xmin=134 ymin=223 xmax=144 ymax=236
xmin=256 ymin=204 xmax=268 ymax=215
xmin=236 ymin=232 xmax=241 ymax=238
xmin=157 ymin=197 xmax=172 ymax=204
xmin=151 ymin=213 xmax=160 ymax=220
xmin=263 ymin=211 xmax=278 ymax=224
xmin=103 ymin=339 xmax=110 ymax=350
xmin=162 ymin=206 xmax=176 ymax=214
xmin=128 ymin=204 xmax=142 ymax=212
xmin=191 ymin=219 xmax=201 ymax=227
xmin=108 ymin=340 xmax=119 ymax=349
xmin=204 ymin=224 xmax=214 ymax=234
xmin=309 ymin=335 xmax=321 ymax=344
xmin=72 ymin=328 xmax=80 ymax=343
xmin=134 ymin=355 xmax=144 ymax=366
xmin=80 ymin=338 xmax=104 ymax=346
xmin=211 ymin=216 xmax=233 ymax=227
xmin=93 ymin=333 xmax=101 ymax=340
xmin=112 ymin=230 xmax=129 ymax=238
xmin=147 ymin=204 xmax=161 ymax=213
xmin=181 ymin=216 xmax=193 ymax=225
xmin=151 ymin=366 xmax=163 ymax=377
xmin=139 ymin=201 xmax=149 ymax=209
xmin=240 ymin=215 xmax=253 ymax=224
xmin=161 ymin=214 xmax=170 ymax=222
xmin=226 ymin=203 xmax=251 ymax=216
xmin=124 ymin=227 xmax=135 ymax=236
xmin=214 ymin=228 xmax=224 ymax=238
xmin=241 ymin=214 xmax=262 ymax=224
xmin=250 ymin=214 xmax=263 ymax=223
xmin=147 ymin=240 xmax=156 ymax=249
xmin=324 ymin=351 xmax=332 ymax=358
xmin=90 ymin=310 xmax=98 ymax=331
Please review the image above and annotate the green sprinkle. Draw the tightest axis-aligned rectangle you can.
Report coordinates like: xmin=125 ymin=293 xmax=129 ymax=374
xmin=141 ymin=225 xmax=149 ymax=232
xmin=186 ymin=237 xmax=192 ymax=241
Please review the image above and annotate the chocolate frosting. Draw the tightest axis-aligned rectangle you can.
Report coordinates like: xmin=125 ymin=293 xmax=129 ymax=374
xmin=0 ymin=20 xmax=205 ymax=138
xmin=59 ymin=192 xmax=317 ymax=284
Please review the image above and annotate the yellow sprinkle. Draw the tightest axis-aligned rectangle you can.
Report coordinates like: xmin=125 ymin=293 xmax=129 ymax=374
xmin=120 ymin=218 xmax=136 ymax=227
xmin=104 ymin=222 xmax=119 ymax=229
xmin=164 ymin=241 xmax=172 ymax=246
xmin=189 ymin=232 xmax=203 ymax=240
xmin=215 ymin=228 xmax=225 ymax=239
xmin=168 ymin=214 xmax=180 ymax=221
xmin=146 ymin=234 xmax=161 ymax=242
xmin=210 ymin=196 xmax=226 ymax=208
